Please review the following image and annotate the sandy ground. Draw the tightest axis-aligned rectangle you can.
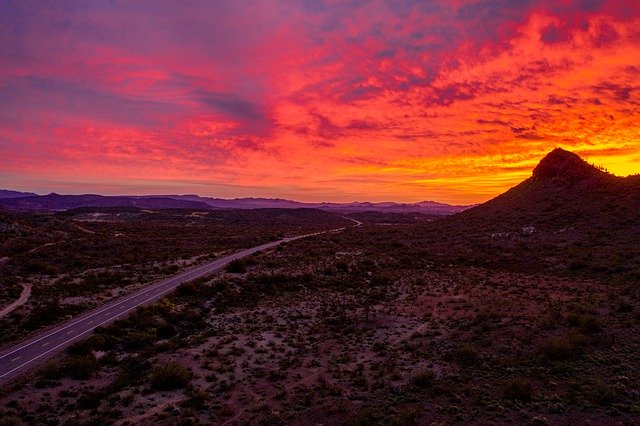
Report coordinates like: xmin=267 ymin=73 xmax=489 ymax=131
xmin=0 ymin=284 xmax=32 ymax=318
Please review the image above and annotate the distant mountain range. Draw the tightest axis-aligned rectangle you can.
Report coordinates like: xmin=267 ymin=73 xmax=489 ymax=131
xmin=0 ymin=191 xmax=470 ymax=215
xmin=0 ymin=189 xmax=38 ymax=199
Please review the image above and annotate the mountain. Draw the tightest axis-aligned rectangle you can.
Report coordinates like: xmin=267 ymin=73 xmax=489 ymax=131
xmin=457 ymin=148 xmax=640 ymax=231
xmin=0 ymin=194 xmax=216 ymax=211
xmin=148 ymin=195 xmax=469 ymax=215
xmin=0 ymin=190 xmax=38 ymax=199
xmin=0 ymin=191 xmax=470 ymax=214
xmin=426 ymin=148 xmax=640 ymax=278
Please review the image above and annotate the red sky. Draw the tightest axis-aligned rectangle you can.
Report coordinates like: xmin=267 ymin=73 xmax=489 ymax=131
xmin=1 ymin=0 xmax=639 ymax=204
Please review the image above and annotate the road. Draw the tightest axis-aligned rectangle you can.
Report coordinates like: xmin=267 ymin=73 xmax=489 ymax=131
xmin=0 ymin=218 xmax=362 ymax=384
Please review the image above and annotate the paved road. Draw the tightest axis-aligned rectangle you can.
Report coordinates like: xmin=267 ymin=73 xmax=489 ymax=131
xmin=0 ymin=218 xmax=361 ymax=384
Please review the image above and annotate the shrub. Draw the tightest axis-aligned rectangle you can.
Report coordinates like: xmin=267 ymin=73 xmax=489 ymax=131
xmin=590 ymin=380 xmax=617 ymax=406
xmin=502 ymin=377 xmax=533 ymax=402
xmin=541 ymin=333 xmax=585 ymax=361
xmin=410 ymin=368 xmax=436 ymax=389
xmin=346 ymin=406 xmax=382 ymax=426
xmin=39 ymin=360 xmax=64 ymax=380
xmin=225 ymin=259 xmax=246 ymax=273
xmin=451 ymin=343 xmax=479 ymax=366
xmin=371 ymin=272 xmax=393 ymax=287
xmin=125 ymin=331 xmax=156 ymax=350
xmin=64 ymin=354 xmax=98 ymax=380
xmin=566 ymin=310 xmax=601 ymax=334
xmin=0 ymin=416 xmax=22 ymax=426
xmin=176 ymin=281 xmax=198 ymax=296
xmin=149 ymin=361 xmax=191 ymax=390
xmin=336 ymin=261 xmax=349 ymax=272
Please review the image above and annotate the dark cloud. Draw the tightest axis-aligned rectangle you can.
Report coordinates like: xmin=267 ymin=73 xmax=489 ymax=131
xmin=592 ymin=82 xmax=635 ymax=102
xmin=309 ymin=139 xmax=335 ymax=148
xmin=307 ymin=114 xmax=390 ymax=139
xmin=456 ymin=0 xmax=533 ymax=41
xmin=197 ymin=91 xmax=270 ymax=129
xmin=0 ymin=76 xmax=183 ymax=128
xmin=577 ymin=0 xmax=605 ymax=12
xmin=427 ymin=83 xmax=477 ymax=106
xmin=592 ymin=22 xmax=619 ymax=47
xmin=234 ymin=138 xmax=262 ymax=151
xmin=477 ymin=119 xmax=511 ymax=126
xmin=345 ymin=119 xmax=388 ymax=131
xmin=515 ymin=132 xmax=544 ymax=140
xmin=311 ymin=113 xmax=344 ymax=140
xmin=547 ymin=95 xmax=578 ymax=106
xmin=541 ymin=25 xmax=572 ymax=44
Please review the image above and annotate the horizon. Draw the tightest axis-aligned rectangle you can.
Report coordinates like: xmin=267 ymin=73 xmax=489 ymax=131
xmin=2 ymin=2 xmax=640 ymax=204
xmin=0 ymin=188 xmax=471 ymax=207
xmin=3 ymin=147 xmax=637 ymax=205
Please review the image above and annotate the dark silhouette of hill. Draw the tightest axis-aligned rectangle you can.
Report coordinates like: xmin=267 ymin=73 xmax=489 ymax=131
xmin=413 ymin=148 xmax=640 ymax=279
xmin=0 ymin=191 xmax=469 ymax=214
xmin=0 ymin=189 xmax=38 ymax=199
xmin=143 ymin=195 xmax=469 ymax=214
xmin=0 ymin=194 xmax=215 ymax=211
xmin=456 ymin=148 xmax=639 ymax=233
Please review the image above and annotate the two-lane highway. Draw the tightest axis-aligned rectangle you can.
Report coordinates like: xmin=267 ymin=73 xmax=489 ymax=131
xmin=0 ymin=218 xmax=362 ymax=384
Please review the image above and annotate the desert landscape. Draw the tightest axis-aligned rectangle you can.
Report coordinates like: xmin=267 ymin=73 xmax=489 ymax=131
xmin=0 ymin=149 xmax=638 ymax=425
xmin=2 ymin=1 xmax=640 ymax=424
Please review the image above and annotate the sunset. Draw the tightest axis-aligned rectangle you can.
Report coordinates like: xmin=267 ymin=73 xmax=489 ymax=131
xmin=1 ymin=2 xmax=640 ymax=424
xmin=2 ymin=1 xmax=639 ymax=203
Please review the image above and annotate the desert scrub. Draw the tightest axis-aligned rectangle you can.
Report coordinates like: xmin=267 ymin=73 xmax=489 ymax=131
xmin=502 ymin=377 xmax=533 ymax=402
xmin=0 ymin=416 xmax=22 ymax=426
xmin=565 ymin=309 xmax=601 ymax=334
xmin=450 ymin=343 xmax=479 ymax=366
xmin=541 ymin=333 xmax=586 ymax=362
xmin=225 ymin=259 xmax=247 ymax=273
xmin=149 ymin=361 xmax=192 ymax=390
xmin=410 ymin=367 xmax=436 ymax=389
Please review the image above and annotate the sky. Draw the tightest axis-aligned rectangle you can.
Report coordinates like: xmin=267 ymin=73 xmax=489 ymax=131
xmin=1 ymin=0 xmax=639 ymax=204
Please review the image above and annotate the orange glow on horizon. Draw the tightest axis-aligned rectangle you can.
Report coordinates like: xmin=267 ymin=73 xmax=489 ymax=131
xmin=1 ymin=2 xmax=639 ymax=204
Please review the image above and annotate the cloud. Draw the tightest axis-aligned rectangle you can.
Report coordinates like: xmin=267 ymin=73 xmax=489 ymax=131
xmin=196 ymin=90 xmax=272 ymax=135
xmin=1 ymin=0 xmax=640 ymax=203
xmin=0 ymin=76 xmax=184 ymax=128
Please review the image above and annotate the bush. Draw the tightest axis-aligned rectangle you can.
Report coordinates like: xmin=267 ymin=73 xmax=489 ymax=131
xmin=225 ymin=259 xmax=246 ymax=273
xmin=39 ymin=360 xmax=64 ymax=380
xmin=125 ymin=331 xmax=156 ymax=350
xmin=149 ymin=361 xmax=191 ymax=390
xmin=541 ymin=333 xmax=585 ymax=361
xmin=0 ymin=416 xmax=22 ymax=426
xmin=410 ymin=368 xmax=436 ymax=389
xmin=176 ymin=281 xmax=198 ymax=296
xmin=502 ymin=377 xmax=533 ymax=402
xmin=590 ymin=380 xmax=617 ymax=406
xmin=64 ymin=354 xmax=98 ymax=380
xmin=566 ymin=310 xmax=601 ymax=334
xmin=336 ymin=261 xmax=349 ymax=272
xmin=451 ymin=343 xmax=479 ymax=366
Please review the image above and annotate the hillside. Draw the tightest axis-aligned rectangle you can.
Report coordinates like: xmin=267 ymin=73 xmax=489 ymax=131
xmin=0 ymin=194 xmax=216 ymax=211
xmin=404 ymin=148 xmax=640 ymax=279
xmin=0 ymin=191 xmax=469 ymax=215
xmin=457 ymin=148 xmax=640 ymax=234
